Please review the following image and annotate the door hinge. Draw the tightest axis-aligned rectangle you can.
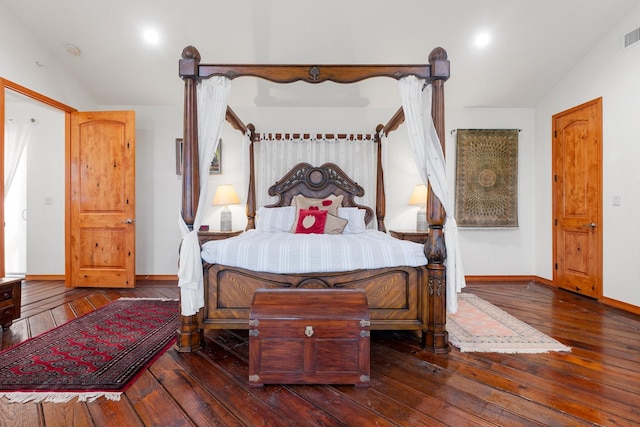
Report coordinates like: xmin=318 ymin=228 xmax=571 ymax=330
xmin=554 ymin=130 xmax=557 ymax=138
xmin=554 ymin=218 xmax=557 ymax=226
xmin=555 ymin=263 xmax=558 ymax=270
xmin=554 ymin=175 xmax=557 ymax=182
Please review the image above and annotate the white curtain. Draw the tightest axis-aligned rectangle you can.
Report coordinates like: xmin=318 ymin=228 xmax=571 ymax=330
xmin=4 ymin=119 xmax=35 ymax=197
xmin=178 ymin=76 xmax=231 ymax=316
xmin=399 ymin=75 xmax=466 ymax=313
xmin=254 ymin=135 xmax=377 ymax=225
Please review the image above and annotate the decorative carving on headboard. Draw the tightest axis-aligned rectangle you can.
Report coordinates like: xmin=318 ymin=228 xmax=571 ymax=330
xmin=266 ymin=162 xmax=374 ymax=225
xmin=324 ymin=167 xmax=364 ymax=196
xmin=269 ymin=165 xmax=309 ymax=196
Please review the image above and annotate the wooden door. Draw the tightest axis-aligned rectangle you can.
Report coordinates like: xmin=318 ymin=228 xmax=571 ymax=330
xmin=68 ymin=111 xmax=135 ymax=287
xmin=552 ymin=98 xmax=602 ymax=298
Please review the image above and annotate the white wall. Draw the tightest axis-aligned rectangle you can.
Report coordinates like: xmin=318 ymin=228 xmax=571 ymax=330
xmin=4 ymin=98 xmax=69 ymax=277
xmin=446 ymin=108 xmax=537 ymax=276
xmin=535 ymin=4 xmax=640 ymax=306
xmin=0 ymin=2 xmax=96 ymax=109
xmin=1 ymin=1 xmax=93 ymax=276
xmin=26 ymin=104 xmax=65 ymax=274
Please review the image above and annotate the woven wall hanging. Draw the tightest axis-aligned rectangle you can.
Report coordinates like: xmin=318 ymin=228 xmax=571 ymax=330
xmin=455 ymin=129 xmax=519 ymax=227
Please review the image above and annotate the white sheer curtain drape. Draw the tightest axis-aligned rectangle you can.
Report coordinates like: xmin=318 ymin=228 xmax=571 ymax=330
xmin=4 ymin=119 xmax=35 ymax=197
xmin=178 ymin=76 xmax=231 ymax=316
xmin=399 ymin=75 xmax=465 ymax=313
xmin=254 ymin=135 xmax=377 ymax=223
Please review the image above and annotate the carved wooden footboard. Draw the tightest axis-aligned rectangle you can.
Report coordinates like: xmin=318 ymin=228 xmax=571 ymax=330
xmin=200 ymin=263 xmax=428 ymax=332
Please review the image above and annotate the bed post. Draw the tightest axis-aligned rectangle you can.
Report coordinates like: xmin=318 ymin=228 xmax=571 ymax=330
xmin=246 ymin=124 xmax=257 ymax=229
xmin=176 ymin=46 xmax=205 ymax=352
xmin=423 ymin=47 xmax=451 ymax=353
xmin=179 ymin=46 xmax=201 ymax=230
xmin=375 ymin=124 xmax=387 ymax=232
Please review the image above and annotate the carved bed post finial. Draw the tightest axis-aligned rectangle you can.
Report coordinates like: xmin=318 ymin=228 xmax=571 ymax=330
xmin=180 ymin=46 xmax=201 ymax=75
xmin=180 ymin=46 xmax=201 ymax=230
xmin=423 ymin=46 xmax=450 ymax=353
xmin=428 ymin=47 xmax=449 ymax=81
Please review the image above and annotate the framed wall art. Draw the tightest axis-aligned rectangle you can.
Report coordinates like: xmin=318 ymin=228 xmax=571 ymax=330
xmin=175 ymin=138 xmax=222 ymax=175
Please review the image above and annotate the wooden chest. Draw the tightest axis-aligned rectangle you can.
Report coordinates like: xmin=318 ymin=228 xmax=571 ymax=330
xmin=248 ymin=288 xmax=370 ymax=387
xmin=0 ymin=277 xmax=22 ymax=330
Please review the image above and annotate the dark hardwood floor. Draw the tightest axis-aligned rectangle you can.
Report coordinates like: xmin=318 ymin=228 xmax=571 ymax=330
xmin=0 ymin=280 xmax=638 ymax=426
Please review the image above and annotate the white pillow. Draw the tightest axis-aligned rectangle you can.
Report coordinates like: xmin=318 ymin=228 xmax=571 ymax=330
xmin=256 ymin=206 xmax=296 ymax=232
xmin=338 ymin=207 xmax=366 ymax=234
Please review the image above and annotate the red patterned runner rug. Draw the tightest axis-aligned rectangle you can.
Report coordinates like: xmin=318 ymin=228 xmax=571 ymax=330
xmin=0 ymin=298 xmax=178 ymax=403
xmin=448 ymin=293 xmax=572 ymax=353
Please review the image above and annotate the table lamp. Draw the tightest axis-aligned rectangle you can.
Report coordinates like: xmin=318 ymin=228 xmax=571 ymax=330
xmin=409 ymin=184 xmax=428 ymax=231
xmin=212 ymin=184 xmax=240 ymax=231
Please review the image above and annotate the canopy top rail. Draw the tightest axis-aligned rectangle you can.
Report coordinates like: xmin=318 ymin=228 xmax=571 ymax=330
xmin=179 ymin=46 xmax=450 ymax=85
xmin=180 ymin=45 xmax=450 ymax=140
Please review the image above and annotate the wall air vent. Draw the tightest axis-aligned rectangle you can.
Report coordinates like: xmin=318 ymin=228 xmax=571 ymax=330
xmin=623 ymin=26 xmax=640 ymax=49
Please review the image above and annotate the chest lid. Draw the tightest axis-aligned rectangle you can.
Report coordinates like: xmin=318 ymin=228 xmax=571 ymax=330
xmin=250 ymin=288 xmax=369 ymax=321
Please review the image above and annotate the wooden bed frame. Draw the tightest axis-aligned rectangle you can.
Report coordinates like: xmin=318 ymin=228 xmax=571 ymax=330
xmin=176 ymin=45 xmax=451 ymax=353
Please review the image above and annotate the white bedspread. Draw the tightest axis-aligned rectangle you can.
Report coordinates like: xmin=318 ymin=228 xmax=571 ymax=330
xmin=200 ymin=229 xmax=428 ymax=274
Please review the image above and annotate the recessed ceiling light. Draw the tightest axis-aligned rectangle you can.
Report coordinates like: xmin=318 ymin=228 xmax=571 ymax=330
xmin=474 ymin=32 xmax=491 ymax=48
xmin=142 ymin=28 xmax=160 ymax=45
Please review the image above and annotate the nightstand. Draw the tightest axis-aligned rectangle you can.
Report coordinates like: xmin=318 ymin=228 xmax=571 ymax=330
xmin=0 ymin=277 xmax=22 ymax=330
xmin=389 ymin=230 xmax=429 ymax=244
xmin=198 ymin=230 xmax=243 ymax=245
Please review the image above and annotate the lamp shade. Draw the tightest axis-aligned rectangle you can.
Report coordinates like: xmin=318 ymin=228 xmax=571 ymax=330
xmin=212 ymin=184 xmax=240 ymax=206
xmin=409 ymin=184 xmax=428 ymax=232
xmin=409 ymin=184 xmax=428 ymax=206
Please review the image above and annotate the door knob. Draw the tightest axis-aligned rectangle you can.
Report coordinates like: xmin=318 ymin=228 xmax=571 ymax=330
xmin=122 ymin=218 xmax=136 ymax=224
xmin=583 ymin=222 xmax=596 ymax=229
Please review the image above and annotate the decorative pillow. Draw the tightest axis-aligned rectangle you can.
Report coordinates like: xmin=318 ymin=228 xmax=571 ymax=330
xmin=255 ymin=206 xmax=296 ymax=232
xmin=324 ymin=213 xmax=348 ymax=234
xmin=338 ymin=207 xmax=367 ymax=234
xmin=294 ymin=208 xmax=328 ymax=234
xmin=290 ymin=194 xmax=344 ymax=232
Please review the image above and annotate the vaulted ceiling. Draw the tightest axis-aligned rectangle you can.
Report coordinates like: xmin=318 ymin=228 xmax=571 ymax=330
xmin=3 ymin=0 xmax=639 ymax=111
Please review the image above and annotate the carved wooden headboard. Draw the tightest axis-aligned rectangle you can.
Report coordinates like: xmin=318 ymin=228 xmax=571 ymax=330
xmin=266 ymin=162 xmax=374 ymax=225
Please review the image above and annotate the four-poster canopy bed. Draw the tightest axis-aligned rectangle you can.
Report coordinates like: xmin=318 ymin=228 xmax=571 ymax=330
xmin=176 ymin=45 xmax=454 ymax=354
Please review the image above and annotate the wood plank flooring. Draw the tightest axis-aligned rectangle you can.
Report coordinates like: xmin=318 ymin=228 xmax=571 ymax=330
xmin=0 ymin=280 xmax=638 ymax=426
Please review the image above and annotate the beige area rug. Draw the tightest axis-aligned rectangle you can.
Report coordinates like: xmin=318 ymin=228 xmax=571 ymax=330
xmin=448 ymin=294 xmax=571 ymax=353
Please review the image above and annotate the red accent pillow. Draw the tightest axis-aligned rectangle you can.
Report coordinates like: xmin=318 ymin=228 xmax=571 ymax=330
xmin=295 ymin=209 xmax=327 ymax=234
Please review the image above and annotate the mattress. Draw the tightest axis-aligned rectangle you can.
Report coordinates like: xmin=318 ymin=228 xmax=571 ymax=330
xmin=200 ymin=229 xmax=428 ymax=274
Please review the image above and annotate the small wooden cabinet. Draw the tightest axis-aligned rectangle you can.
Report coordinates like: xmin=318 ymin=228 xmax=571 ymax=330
xmin=0 ymin=277 xmax=22 ymax=330
xmin=249 ymin=288 xmax=370 ymax=387
xmin=197 ymin=230 xmax=242 ymax=246
xmin=389 ymin=229 xmax=429 ymax=244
